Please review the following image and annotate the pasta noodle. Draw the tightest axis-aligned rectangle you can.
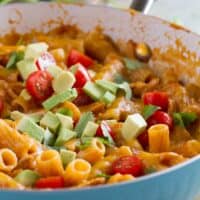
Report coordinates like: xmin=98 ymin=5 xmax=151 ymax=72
xmin=0 ymin=148 xmax=17 ymax=172
xmin=78 ymin=138 xmax=105 ymax=164
xmin=36 ymin=150 xmax=64 ymax=177
xmin=64 ymin=159 xmax=91 ymax=186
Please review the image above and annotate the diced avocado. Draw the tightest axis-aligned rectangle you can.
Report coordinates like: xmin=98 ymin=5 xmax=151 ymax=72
xmin=24 ymin=42 xmax=48 ymax=59
xmin=43 ymin=128 xmax=55 ymax=146
xmin=56 ymin=108 xmax=73 ymax=117
xmin=46 ymin=65 xmax=63 ymax=78
xmin=56 ymin=113 xmax=73 ymax=130
xmin=10 ymin=111 xmax=44 ymax=123
xmin=16 ymin=59 xmax=38 ymax=80
xmin=83 ymin=82 xmax=105 ymax=101
xmin=16 ymin=116 xmax=45 ymax=142
xmin=118 ymin=82 xmax=132 ymax=100
xmin=60 ymin=149 xmax=76 ymax=167
xmin=52 ymin=71 xmax=75 ymax=94
xmin=10 ymin=111 xmax=24 ymax=121
xmin=40 ymin=111 xmax=60 ymax=133
xmin=28 ymin=111 xmax=45 ymax=123
xmin=54 ymin=127 xmax=76 ymax=146
xmin=81 ymin=121 xmax=98 ymax=138
xmin=19 ymin=89 xmax=31 ymax=101
xmin=42 ymin=88 xmax=77 ymax=110
xmin=122 ymin=113 xmax=147 ymax=141
xmin=96 ymin=80 xmax=118 ymax=94
xmin=70 ymin=63 xmax=80 ymax=74
xmin=101 ymin=91 xmax=116 ymax=104
xmin=15 ymin=170 xmax=40 ymax=187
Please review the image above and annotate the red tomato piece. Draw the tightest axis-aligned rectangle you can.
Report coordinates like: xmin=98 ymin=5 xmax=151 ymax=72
xmin=73 ymin=64 xmax=91 ymax=88
xmin=26 ymin=71 xmax=53 ymax=102
xmin=36 ymin=52 xmax=56 ymax=70
xmin=137 ymin=131 xmax=149 ymax=149
xmin=96 ymin=121 xmax=116 ymax=140
xmin=112 ymin=156 xmax=144 ymax=177
xmin=73 ymin=88 xmax=93 ymax=106
xmin=35 ymin=176 xmax=65 ymax=189
xmin=143 ymin=91 xmax=169 ymax=111
xmin=67 ymin=49 xmax=94 ymax=68
xmin=0 ymin=99 xmax=4 ymax=115
xmin=147 ymin=111 xmax=173 ymax=129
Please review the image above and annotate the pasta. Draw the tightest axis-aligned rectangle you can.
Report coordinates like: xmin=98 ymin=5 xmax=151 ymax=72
xmin=36 ymin=150 xmax=64 ymax=177
xmin=0 ymin=25 xmax=198 ymax=190
xmin=77 ymin=138 xmax=106 ymax=164
xmin=0 ymin=149 xmax=17 ymax=172
xmin=148 ymin=124 xmax=170 ymax=153
xmin=64 ymin=159 xmax=91 ymax=186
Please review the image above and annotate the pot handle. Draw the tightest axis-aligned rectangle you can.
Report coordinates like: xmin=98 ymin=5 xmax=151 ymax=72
xmin=130 ymin=0 xmax=154 ymax=14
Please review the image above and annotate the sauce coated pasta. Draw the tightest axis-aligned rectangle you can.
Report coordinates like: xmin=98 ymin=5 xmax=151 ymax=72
xmin=0 ymin=26 xmax=199 ymax=190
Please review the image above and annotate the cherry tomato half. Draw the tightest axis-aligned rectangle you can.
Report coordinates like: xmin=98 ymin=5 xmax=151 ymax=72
xmin=26 ymin=70 xmax=53 ymax=102
xmin=112 ymin=156 xmax=144 ymax=177
xmin=73 ymin=64 xmax=91 ymax=88
xmin=67 ymin=49 xmax=94 ymax=68
xmin=35 ymin=176 xmax=65 ymax=189
xmin=143 ymin=91 xmax=169 ymax=111
xmin=36 ymin=52 xmax=56 ymax=70
xmin=147 ymin=111 xmax=173 ymax=130
xmin=96 ymin=121 xmax=116 ymax=140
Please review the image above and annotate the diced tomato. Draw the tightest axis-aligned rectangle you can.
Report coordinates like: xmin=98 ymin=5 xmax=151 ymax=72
xmin=0 ymin=99 xmax=4 ymax=115
xmin=73 ymin=88 xmax=93 ymax=106
xmin=147 ymin=111 xmax=173 ymax=130
xmin=67 ymin=49 xmax=94 ymax=68
xmin=73 ymin=64 xmax=91 ymax=88
xmin=112 ymin=156 xmax=144 ymax=177
xmin=96 ymin=121 xmax=116 ymax=140
xmin=36 ymin=52 xmax=56 ymax=70
xmin=137 ymin=131 xmax=149 ymax=149
xmin=26 ymin=71 xmax=53 ymax=102
xmin=35 ymin=176 xmax=65 ymax=189
xmin=143 ymin=91 xmax=169 ymax=111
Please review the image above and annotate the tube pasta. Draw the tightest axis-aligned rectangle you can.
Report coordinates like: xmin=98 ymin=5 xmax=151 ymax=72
xmin=36 ymin=150 xmax=64 ymax=177
xmin=148 ymin=124 xmax=170 ymax=153
xmin=108 ymin=173 xmax=134 ymax=184
xmin=64 ymin=159 xmax=91 ymax=186
xmin=78 ymin=138 xmax=106 ymax=164
xmin=0 ymin=172 xmax=24 ymax=189
xmin=0 ymin=149 xmax=17 ymax=172
xmin=0 ymin=120 xmax=35 ymax=158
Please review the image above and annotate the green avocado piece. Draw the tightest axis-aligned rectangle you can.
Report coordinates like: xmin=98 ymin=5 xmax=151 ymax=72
xmin=16 ymin=116 xmax=45 ymax=142
xmin=40 ymin=111 xmax=60 ymax=133
xmin=60 ymin=149 xmax=76 ymax=167
xmin=43 ymin=128 xmax=56 ymax=146
xmin=56 ymin=113 xmax=73 ymax=130
xmin=54 ymin=127 xmax=77 ymax=146
xmin=83 ymin=82 xmax=105 ymax=101
xmin=15 ymin=170 xmax=40 ymax=187
xmin=16 ymin=59 xmax=38 ymax=80
xmin=52 ymin=71 xmax=75 ymax=94
xmin=101 ymin=91 xmax=116 ymax=104
xmin=96 ymin=80 xmax=118 ymax=94
xmin=42 ymin=88 xmax=77 ymax=111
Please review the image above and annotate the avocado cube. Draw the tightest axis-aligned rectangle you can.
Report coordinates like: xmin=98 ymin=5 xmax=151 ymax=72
xmin=56 ymin=113 xmax=73 ymax=130
xmin=81 ymin=121 xmax=98 ymax=138
xmin=16 ymin=116 xmax=45 ymax=142
xmin=17 ymin=59 xmax=38 ymax=80
xmin=40 ymin=112 xmax=60 ymax=133
xmin=60 ymin=149 xmax=76 ymax=167
xmin=54 ymin=127 xmax=76 ymax=146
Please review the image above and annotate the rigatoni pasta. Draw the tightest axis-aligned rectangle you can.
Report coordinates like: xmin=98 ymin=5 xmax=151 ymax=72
xmin=0 ymin=149 xmax=17 ymax=172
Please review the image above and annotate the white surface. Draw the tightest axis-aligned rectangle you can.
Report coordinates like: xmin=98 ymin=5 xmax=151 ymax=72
xmin=104 ymin=0 xmax=200 ymax=34
xmin=150 ymin=0 xmax=200 ymax=34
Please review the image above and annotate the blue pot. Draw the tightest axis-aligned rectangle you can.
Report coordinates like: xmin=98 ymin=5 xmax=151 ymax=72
xmin=1 ymin=156 xmax=200 ymax=200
